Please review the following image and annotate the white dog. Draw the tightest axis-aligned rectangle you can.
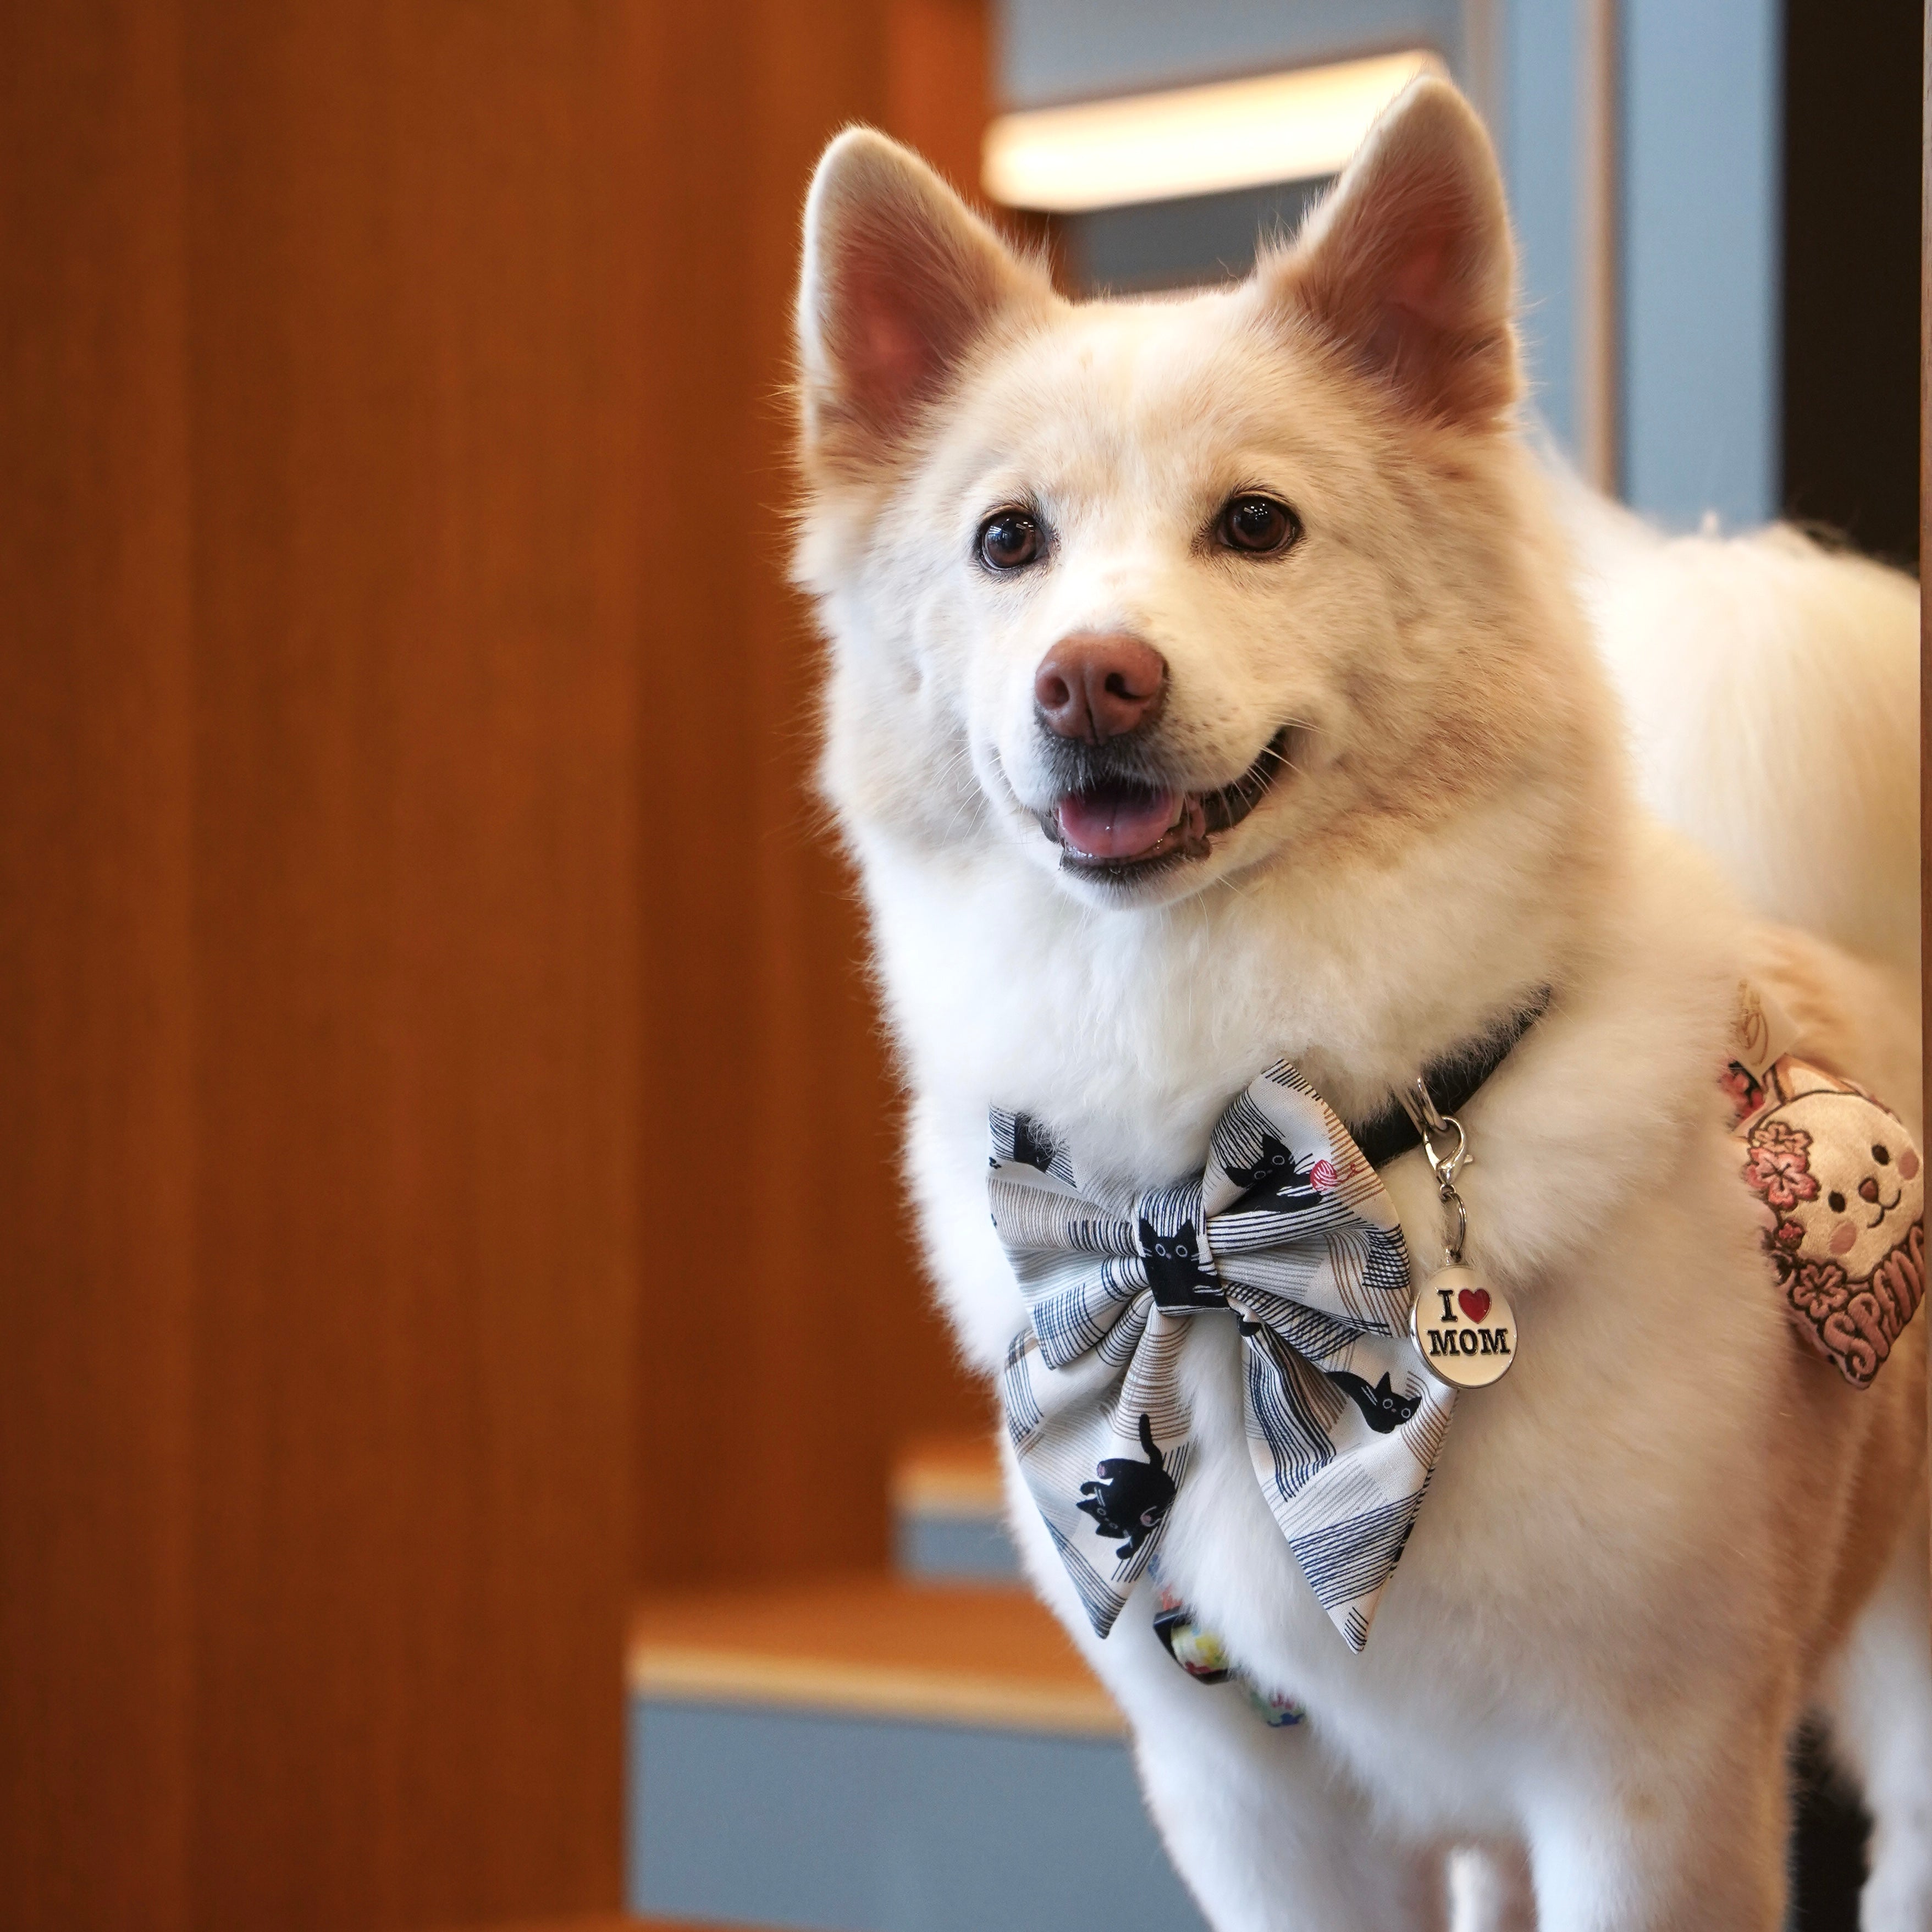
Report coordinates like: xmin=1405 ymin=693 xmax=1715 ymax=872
xmin=792 ymin=78 xmax=1929 ymax=1930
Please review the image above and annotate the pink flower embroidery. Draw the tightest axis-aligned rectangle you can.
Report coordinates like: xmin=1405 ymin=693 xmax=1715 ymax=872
xmin=1743 ymin=1122 xmax=1819 ymax=1212
xmin=1789 ymin=1258 xmax=1849 ymax=1324
xmin=1773 ymin=1219 xmax=1804 ymax=1250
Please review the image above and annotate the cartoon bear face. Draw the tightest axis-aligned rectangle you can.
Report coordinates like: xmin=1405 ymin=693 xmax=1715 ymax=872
xmin=1746 ymin=1090 xmax=1923 ymax=1282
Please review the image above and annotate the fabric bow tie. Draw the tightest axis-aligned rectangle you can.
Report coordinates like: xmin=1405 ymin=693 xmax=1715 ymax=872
xmin=990 ymin=1061 xmax=1453 ymax=1654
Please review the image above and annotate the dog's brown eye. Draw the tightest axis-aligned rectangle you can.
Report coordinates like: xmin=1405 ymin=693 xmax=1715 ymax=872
xmin=1216 ymin=494 xmax=1300 ymax=555
xmin=1873 ymin=1144 xmax=1891 ymax=1164
xmin=1829 ymin=1191 xmax=1847 ymax=1213
xmin=978 ymin=511 xmax=1044 ymax=571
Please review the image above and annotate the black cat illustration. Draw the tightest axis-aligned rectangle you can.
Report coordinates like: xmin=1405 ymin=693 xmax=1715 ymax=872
xmin=1224 ymin=1131 xmax=1318 ymax=1206
xmin=1138 ymin=1216 xmax=1223 ymax=1307
xmin=1010 ymin=1113 xmax=1057 ymax=1173
xmin=1077 ymin=1412 xmax=1177 ymax=1559
xmin=1326 ymin=1368 xmax=1421 ymax=1435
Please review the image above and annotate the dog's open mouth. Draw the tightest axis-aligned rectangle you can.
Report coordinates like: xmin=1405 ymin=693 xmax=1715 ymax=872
xmin=1044 ymin=729 xmax=1291 ymax=880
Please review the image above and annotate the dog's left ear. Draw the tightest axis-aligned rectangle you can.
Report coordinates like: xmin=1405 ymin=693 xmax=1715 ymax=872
xmin=797 ymin=128 xmax=1052 ymax=479
xmin=1263 ymin=78 xmax=1517 ymax=428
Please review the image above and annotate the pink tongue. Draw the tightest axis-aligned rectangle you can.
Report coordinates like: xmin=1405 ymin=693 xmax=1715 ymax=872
xmin=1057 ymin=788 xmax=1180 ymax=860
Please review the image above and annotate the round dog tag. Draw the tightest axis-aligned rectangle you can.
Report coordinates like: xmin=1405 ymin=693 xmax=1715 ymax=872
xmin=1410 ymin=1264 xmax=1517 ymax=1387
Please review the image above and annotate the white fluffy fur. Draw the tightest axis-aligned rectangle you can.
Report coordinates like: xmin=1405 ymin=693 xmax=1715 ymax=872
xmin=1561 ymin=473 xmax=1922 ymax=978
xmin=794 ymin=80 xmax=1929 ymax=1931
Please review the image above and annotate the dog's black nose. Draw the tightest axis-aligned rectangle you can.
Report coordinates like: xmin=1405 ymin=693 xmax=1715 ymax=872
xmin=1034 ymin=633 xmax=1167 ymax=743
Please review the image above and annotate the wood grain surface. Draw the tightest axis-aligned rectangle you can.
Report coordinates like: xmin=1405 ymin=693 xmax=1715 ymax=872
xmin=0 ymin=7 xmax=197 ymax=1927
xmin=630 ymin=1575 xmax=1119 ymax=1735
xmin=890 ymin=1432 xmax=1006 ymax=1514
xmin=1921 ymin=0 xmax=1929 ymax=1199
xmin=1920 ymin=0 xmax=1930 ymax=1611
xmin=0 ymin=4 xmax=991 ymax=1929
xmin=628 ymin=0 xmax=991 ymax=1599
xmin=430 ymin=1919 xmax=785 ymax=1932
xmin=437 ymin=1919 xmax=787 ymax=1932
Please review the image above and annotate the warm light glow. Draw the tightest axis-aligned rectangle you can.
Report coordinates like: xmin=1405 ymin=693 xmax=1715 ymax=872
xmin=982 ymin=50 xmax=1446 ymax=214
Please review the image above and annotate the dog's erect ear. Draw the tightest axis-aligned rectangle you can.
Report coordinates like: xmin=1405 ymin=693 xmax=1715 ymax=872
xmin=798 ymin=129 xmax=1050 ymax=475
xmin=1264 ymin=79 xmax=1517 ymax=428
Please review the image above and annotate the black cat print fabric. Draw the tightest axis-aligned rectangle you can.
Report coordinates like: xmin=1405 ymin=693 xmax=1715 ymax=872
xmin=989 ymin=1064 xmax=1453 ymax=1653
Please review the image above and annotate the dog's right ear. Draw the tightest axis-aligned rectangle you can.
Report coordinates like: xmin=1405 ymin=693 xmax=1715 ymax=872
xmin=797 ymin=129 xmax=1050 ymax=479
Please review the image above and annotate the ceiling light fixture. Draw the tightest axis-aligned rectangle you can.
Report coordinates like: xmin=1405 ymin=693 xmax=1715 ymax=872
xmin=982 ymin=49 xmax=1447 ymax=214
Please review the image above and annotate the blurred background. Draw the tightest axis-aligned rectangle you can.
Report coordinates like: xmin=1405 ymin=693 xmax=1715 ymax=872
xmin=0 ymin=3 xmax=1917 ymax=1931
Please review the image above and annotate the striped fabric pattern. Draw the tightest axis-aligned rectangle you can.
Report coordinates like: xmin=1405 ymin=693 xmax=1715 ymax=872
xmin=990 ymin=1062 xmax=1453 ymax=1653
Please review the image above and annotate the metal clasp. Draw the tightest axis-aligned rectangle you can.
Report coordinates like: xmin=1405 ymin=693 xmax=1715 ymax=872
xmin=1405 ymin=1075 xmax=1470 ymax=1266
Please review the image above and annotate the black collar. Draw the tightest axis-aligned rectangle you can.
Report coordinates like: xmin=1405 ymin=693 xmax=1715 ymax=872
xmin=1344 ymin=990 xmax=1550 ymax=1170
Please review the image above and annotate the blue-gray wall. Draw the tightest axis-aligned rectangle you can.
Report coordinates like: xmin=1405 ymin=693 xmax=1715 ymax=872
xmin=1498 ymin=0 xmax=1586 ymax=470
xmin=1619 ymin=0 xmax=1780 ymax=527
xmin=632 ymin=1701 xmax=1207 ymax=1930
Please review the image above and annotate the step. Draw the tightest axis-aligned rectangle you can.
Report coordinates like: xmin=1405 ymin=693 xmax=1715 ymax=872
xmin=633 ymin=1438 xmax=1864 ymax=1930
xmin=890 ymin=1434 xmax=1019 ymax=1585
xmin=453 ymin=1920 xmax=788 ymax=1931
xmin=626 ymin=1574 xmax=1206 ymax=1932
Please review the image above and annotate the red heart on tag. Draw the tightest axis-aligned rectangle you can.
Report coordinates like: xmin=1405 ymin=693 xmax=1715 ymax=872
xmin=1458 ymin=1287 xmax=1491 ymax=1323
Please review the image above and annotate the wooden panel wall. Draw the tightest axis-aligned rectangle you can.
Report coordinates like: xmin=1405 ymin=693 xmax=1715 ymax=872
xmin=0 ymin=8 xmax=197 ymax=1925
xmin=179 ymin=10 xmax=648 ymax=1927
xmin=1921 ymin=0 xmax=1930 ymax=1459
xmin=631 ymin=0 xmax=989 ymax=1594
xmin=0 ymin=3 xmax=986 ymax=1928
